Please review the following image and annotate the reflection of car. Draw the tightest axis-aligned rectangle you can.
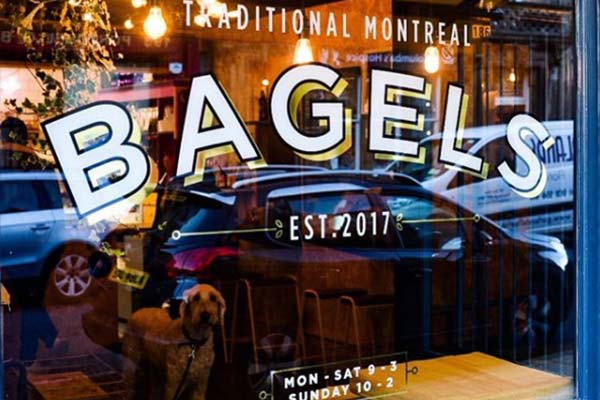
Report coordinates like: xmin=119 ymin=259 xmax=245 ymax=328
xmin=384 ymin=121 xmax=574 ymax=239
xmin=108 ymin=170 xmax=571 ymax=358
xmin=138 ymin=166 xmax=329 ymax=298
xmin=0 ymin=170 xmax=102 ymax=302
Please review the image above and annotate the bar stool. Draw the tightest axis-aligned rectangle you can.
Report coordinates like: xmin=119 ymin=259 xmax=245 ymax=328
xmin=229 ymin=275 xmax=301 ymax=371
xmin=333 ymin=294 xmax=395 ymax=361
xmin=213 ymin=272 xmax=264 ymax=363
xmin=300 ymin=288 xmax=368 ymax=363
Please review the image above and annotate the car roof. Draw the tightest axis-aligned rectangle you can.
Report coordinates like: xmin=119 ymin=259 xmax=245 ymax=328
xmin=232 ymin=170 xmax=421 ymax=189
xmin=167 ymin=164 xmax=329 ymax=192
xmin=160 ymin=170 xmax=421 ymax=206
xmin=423 ymin=119 xmax=573 ymax=143
xmin=267 ymin=182 xmax=369 ymax=199
xmin=0 ymin=170 xmax=61 ymax=181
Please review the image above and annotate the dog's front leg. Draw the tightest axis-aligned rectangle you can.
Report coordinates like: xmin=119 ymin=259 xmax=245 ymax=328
xmin=189 ymin=382 xmax=208 ymax=400
xmin=164 ymin=368 xmax=185 ymax=400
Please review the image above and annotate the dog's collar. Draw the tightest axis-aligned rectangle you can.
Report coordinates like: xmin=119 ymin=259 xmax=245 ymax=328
xmin=179 ymin=325 xmax=209 ymax=349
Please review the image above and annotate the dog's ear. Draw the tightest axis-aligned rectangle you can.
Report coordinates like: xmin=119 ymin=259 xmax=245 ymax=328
xmin=179 ymin=289 xmax=192 ymax=319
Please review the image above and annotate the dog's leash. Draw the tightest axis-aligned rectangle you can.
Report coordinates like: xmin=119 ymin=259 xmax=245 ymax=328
xmin=172 ymin=343 xmax=197 ymax=400
xmin=173 ymin=328 xmax=208 ymax=400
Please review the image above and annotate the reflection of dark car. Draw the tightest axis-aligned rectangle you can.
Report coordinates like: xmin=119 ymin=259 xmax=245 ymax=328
xmin=115 ymin=170 xmax=572 ymax=358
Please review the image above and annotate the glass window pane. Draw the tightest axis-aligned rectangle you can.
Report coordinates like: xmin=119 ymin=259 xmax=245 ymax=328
xmin=0 ymin=0 xmax=576 ymax=399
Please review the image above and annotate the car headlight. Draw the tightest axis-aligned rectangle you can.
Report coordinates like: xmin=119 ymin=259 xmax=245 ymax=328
xmin=538 ymin=247 xmax=568 ymax=271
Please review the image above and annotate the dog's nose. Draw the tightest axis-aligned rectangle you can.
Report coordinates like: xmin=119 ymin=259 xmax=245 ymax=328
xmin=200 ymin=311 xmax=211 ymax=323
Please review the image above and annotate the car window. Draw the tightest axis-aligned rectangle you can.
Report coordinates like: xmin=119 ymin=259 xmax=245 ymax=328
xmin=40 ymin=179 xmax=64 ymax=210
xmin=0 ymin=180 xmax=42 ymax=214
xmin=267 ymin=190 xmax=398 ymax=248
xmin=153 ymin=190 xmax=232 ymax=243
xmin=448 ymin=138 xmax=516 ymax=190
xmin=383 ymin=194 xmax=464 ymax=250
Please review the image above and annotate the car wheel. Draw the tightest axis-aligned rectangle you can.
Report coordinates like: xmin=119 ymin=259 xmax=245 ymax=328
xmin=45 ymin=246 xmax=95 ymax=304
xmin=511 ymin=287 xmax=560 ymax=356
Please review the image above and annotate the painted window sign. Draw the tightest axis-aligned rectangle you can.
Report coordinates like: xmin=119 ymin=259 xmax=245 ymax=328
xmin=44 ymin=64 xmax=556 ymax=220
xmin=0 ymin=1 xmax=577 ymax=399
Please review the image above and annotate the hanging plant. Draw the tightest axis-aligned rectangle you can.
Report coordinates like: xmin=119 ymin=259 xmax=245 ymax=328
xmin=4 ymin=0 xmax=121 ymax=119
xmin=2 ymin=0 xmax=123 ymax=246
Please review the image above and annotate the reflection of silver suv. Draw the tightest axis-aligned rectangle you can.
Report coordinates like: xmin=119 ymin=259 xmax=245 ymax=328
xmin=0 ymin=171 xmax=101 ymax=302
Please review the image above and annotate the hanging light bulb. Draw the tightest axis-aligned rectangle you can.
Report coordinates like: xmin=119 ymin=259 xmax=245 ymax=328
xmin=207 ymin=2 xmax=226 ymax=18
xmin=194 ymin=14 xmax=208 ymax=27
xmin=424 ymin=46 xmax=440 ymax=74
xmin=83 ymin=12 xmax=93 ymax=22
xmin=68 ymin=0 xmax=82 ymax=6
xmin=294 ymin=37 xmax=314 ymax=65
xmin=509 ymin=68 xmax=516 ymax=83
xmin=124 ymin=17 xmax=134 ymax=30
xmin=132 ymin=0 xmax=147 ymax=8
xmin=144 ymin=6 xmax=167 ymax=40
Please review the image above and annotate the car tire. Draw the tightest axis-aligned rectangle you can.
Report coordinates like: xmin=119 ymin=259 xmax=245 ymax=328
xmin=509 ymin=282 xmax=562 ymax=358
xmin=44 ymin=244 xmax=96 ymax=305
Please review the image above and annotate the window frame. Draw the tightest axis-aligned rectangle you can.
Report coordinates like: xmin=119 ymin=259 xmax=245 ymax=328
xmin=575 ymin=0 xmax=599 ymax=398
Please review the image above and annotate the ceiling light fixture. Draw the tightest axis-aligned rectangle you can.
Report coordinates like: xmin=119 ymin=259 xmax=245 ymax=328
xmin=194 ymin=14 xmax=208 ymax=27
xmin=124 ymin=17 xmax=134 ymax=30
xmin=293 ymin=3 xmax=314 ymax=65
xmin=144 ymin=5 xmax=167 ymax=40
xmin=293 ymin=37 xmax=314 ymax=64
xmin=424 ymin=46 xmax=440 ymax=74
xmin=132 ymin=0 xmax=147 ymax=8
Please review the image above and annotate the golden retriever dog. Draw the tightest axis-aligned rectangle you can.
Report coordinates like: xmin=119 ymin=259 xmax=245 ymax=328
xmin=122 ymin=284 xmax=225 ymax=400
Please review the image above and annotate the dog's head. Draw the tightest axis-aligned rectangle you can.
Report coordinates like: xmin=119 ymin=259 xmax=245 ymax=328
xmin=179 ymin=284 xmax=226 ymax=338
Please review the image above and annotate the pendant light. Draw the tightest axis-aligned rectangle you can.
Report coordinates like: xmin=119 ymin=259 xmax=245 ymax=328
xmin=294 ymin=37 xmax=314 ymax=64
xmin=424 ymin=46 xmax=440 ymax=74
xmin=144 ymin=1 xmax=167 ymax=40
xmin=131 ymin=0 xmax=147 ymax=8
xmin=293 ymin=2 xmax=314 ymax=64
xmin=124 ymin=17 xmax=134 ymax=30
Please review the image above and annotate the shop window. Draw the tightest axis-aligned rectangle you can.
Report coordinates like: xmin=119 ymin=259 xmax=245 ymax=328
xmin=0 ymin=0 xmax=577 ymax=399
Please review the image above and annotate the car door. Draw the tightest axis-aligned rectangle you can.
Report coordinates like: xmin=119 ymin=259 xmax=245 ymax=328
xmin=263 ymin=184 xmax=402 ymax=350
xmin=0 ymin=176 xmax=56 ymax=279
xmin=379 ymin=189 xmax=495 ymax=356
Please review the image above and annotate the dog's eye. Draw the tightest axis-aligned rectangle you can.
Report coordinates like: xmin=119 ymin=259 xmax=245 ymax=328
xmin=193 ymin=294 xmax=200 ymax=302
xmin=210 ymin=294 xmax=217 ymax=302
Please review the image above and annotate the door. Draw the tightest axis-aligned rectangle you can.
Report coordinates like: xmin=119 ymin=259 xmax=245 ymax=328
xmin=0 ymin=177 xmax=55 ymax=279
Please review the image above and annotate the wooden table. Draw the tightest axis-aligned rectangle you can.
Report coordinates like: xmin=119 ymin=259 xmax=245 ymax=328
xmin=352 ymin=352 xmax=572 ymax=399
